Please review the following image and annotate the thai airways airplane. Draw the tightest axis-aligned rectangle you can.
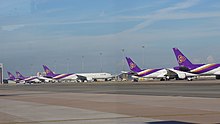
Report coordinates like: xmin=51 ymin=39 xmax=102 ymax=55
xmin=43 ymin=65 xmax=83 ymax=82
xmin=173 ymin=48 xmax=220 ymax=79
xmin=125 ymin=57 xmax=168 ymax=81
xmin=16 ymin=71 xmax=41 ymax=84
xmin=43 ymin=65 xmax=112 ymax=82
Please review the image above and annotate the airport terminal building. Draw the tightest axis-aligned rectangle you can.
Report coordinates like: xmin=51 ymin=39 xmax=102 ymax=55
xmin=0 ymin=63 xmax=3 ymax=84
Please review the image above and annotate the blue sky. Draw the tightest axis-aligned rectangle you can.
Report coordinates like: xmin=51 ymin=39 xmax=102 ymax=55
xmin=1 ymin=0 xmax=220 ymax=76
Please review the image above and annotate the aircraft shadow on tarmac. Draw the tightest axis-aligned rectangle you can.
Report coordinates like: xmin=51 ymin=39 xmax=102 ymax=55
xmin=147 ymin=121 xmax=195 ymax=124
xmin=0 ymin=92 xmax=49 ymax=97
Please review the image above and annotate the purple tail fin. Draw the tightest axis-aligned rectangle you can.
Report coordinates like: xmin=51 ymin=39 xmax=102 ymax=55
xmin=7 ymin=72 xmax=16 ymax=81
xmin=43 ymin=65 xmax=55 ymax=77
xmin=16 ymin=71 xmax=25 ymax=80
xmin=173 ymin=48 xmax=193 ymax=67
xmin=125 ymin=57 xmax=142 ymax=72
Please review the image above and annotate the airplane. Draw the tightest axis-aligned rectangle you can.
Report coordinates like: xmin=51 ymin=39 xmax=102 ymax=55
xmin=125 ymin=57 xmax=197 ymax=81
xmin=42 ymin=65 xmax=85 ymax=82
xmin=16 ymin=71 xmax=41 ymax=84
xmin=43 ymin=65 xmax=113 ymax=82
xmin=8 ymin=71 xmax=54 ymax=84
xmin=75 ymin=72 xmax=113 ymax=82
xmin=173 ymin=48 xmax=220 ymax=80
xmin=125 ymin=57 xmax=168 ymax=81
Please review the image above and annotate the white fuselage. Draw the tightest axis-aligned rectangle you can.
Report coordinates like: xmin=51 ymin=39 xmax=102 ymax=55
xmin=18 ymin=76 xmax=41 ymax=84
xmin=77 ymin=73 xmax=113 ymax=81
xmin=190 ymin=64 xmax=220 ymax=75
xmin=135 ymin=69 xmax=167 ymax=78
xmin=37 ymin=76 xmax=55 ymax=83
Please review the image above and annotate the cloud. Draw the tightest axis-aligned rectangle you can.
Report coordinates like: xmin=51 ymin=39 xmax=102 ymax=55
xmin=109 ymin=4 xmax=155 ymax=16
xmin=157 ymin=0 xmax=199 ymax=13
xmin=3 ymin=10 xmax=220 ymax=32
xmin=119 ymin=12 xmax=220 ymax=20
xmin=119 ymin=0 xmax=200 ymax=34
xmin=1 ymin=24 xmax=25 ymax=31
xmin=2 ymin=0 xmax=219 ymax=36
xmin=99 ymin=11 xmax=106 ymax=17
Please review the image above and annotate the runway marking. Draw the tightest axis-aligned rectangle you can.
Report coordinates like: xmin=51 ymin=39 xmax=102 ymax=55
xmin=1 ymin=112 xmax=219 ymax=124
xmin=1 ymin=86 xmax=220 ymax=123
xmin=0 ymin=116 xmax=141 ymax=124
xmin=1 ymin=99 xmax=160 ymax=124
xmin=2 ymin=98 xmax=220 ymax=121
xmin=1 ymin=112 xmax=220 ymax=124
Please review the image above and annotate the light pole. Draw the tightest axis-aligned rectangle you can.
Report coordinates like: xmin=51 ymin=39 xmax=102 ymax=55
xmin=142 ymin=45 xmax=145 ymax=68
xmin=100 ymin=52 xmax=103 ymax=72
xmin=81 ymin=56 xmax=84 ymax=72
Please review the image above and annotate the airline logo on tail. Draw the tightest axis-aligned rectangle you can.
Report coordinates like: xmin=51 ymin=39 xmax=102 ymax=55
xmin=45 ymin=69 xmax=51 ymax=74
xmin=178 ymin=55 xmax=186 ymax=64
xmin=17 ymin=73 xmax=21 ymax=77
xmin=43 ymin=65 xmax=56 ymax=77
xmin=129 ymin=62 xmax=136 ymax=70
xmin=9 ymin=74 xmax=13 ymax=78
xmin=126 ymin=57 xmax=142 ymax=72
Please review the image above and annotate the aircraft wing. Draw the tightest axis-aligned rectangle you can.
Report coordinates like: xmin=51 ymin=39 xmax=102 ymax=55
xmin=37 ymin=76 xmax=55 ymax=82
xmin=76 ymin=75 xmax=87 ymax=82
xmin=157 ymin=73 xmax=167 ymax=78
xmin=167 ymin=68 xmax=198 ymax=79
xmin=120 ymin=71 xmax=137 ymax=75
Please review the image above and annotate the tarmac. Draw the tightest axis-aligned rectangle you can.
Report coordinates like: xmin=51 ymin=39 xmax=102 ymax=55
xmin=0 ymin=80 xmax=220 ymax=124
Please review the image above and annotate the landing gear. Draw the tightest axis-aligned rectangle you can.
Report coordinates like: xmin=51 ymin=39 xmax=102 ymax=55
xmin=187 ymin=77 xmax=193 ymax=81
xmin=216 ymin=75 xmax=220 ymax=80
xmin=165 ymin=76 xmax=170 ymax=81
xmin=160 ymin=78 xmax=165 ymax=81
xmin=133 ymin=78 xmax=138 ymax=82
xmin=160 ymin=77 xmax=170 ymax=81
